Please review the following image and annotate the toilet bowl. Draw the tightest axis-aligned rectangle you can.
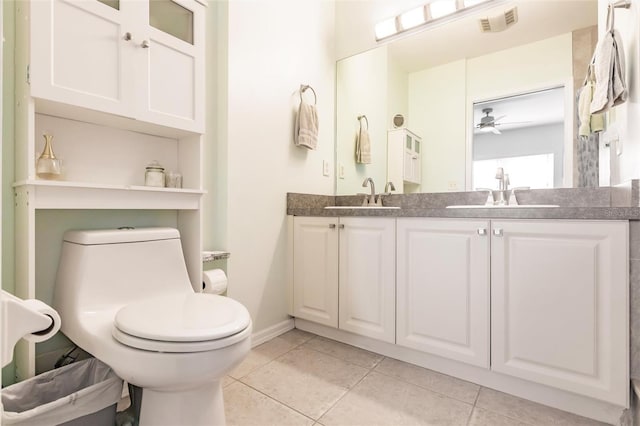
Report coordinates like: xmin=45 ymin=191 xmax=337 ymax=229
xmin=53 ymin=227 xmax=252 ymax=426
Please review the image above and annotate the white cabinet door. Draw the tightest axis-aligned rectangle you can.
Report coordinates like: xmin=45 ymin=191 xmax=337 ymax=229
xmin=30 ymin=0 xmax=204 ymax=133
xmin=293 ymin=217 xmax=339 ymax=328
xmin=30 ymin=0 xmax=135 ymax=117
xmin=135 ymin=0 xmax=204 ymax=132
xmin=339 ymin=217 xmax=395 ymax=343
xmin=396 ymin=218 xmax=490 ymax=367
xmin=491 ymin=220 xmax=628 ymax=406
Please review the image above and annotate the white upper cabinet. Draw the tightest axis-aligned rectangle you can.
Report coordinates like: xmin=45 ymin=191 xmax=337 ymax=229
xmin=491 ymin=220 xmax=628 ymax=406
xmin=387 ymin=129 xmax=422 ymax=193
xmin=396 ymin=218 xmax=490 ymax=368
xmin=30 ymin=0 xmax=204 ymax=133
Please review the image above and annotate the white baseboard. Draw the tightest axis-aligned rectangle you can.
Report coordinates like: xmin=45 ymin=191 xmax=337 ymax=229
xmin=250 ymin=318 xmax=294 ymax=347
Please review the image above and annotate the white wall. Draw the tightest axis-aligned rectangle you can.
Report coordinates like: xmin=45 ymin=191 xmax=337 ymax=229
xmin=598 ymin=0 xmax=640 ymax=185
xmin=336 ymin=46 xmax=388 ymax=195
xmin=215 ymin=0 xmax=335 ymax=333
xmin=409 ymin=60 xmax=466 ymax=192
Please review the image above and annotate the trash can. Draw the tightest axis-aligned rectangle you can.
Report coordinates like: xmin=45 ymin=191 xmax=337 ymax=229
xmin=2 ymin=358 xmax=123 ymax=426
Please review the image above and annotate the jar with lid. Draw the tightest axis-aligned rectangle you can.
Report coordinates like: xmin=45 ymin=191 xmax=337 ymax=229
xmin=145 ymin=161 xmax=165 ymax=187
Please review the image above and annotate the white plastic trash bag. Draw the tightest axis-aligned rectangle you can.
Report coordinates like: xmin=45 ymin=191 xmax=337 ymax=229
xmin=2 ymin=358 xmax=123 ymax=426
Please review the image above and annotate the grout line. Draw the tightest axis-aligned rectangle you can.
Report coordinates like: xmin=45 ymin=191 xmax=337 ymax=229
xmin=370 ymin=365 xmax=479 ymax=406
xmin=234 ymin=380 xmax=317 ymax=423
xmin=229 ymin=334 xmax=313 ymax=380
xmin=300 ymin=342 xmax=383 ymax=371
xmin=464 ymin=388 xmax=482 ymax=425
xmin=314 ymin=364 xmax=376 ymax=423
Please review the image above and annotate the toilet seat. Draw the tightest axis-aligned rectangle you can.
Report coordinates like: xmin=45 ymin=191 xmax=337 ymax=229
xmin=112 ymin=293 xmax=251 ymax=353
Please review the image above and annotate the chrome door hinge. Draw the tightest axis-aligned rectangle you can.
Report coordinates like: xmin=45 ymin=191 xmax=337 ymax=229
xmin=26 ymin=65 xmax=30 ymax=84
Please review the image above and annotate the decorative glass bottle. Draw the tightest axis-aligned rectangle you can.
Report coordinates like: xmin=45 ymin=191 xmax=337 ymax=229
xmin=36 ymin=134 xmax=62 ymax=179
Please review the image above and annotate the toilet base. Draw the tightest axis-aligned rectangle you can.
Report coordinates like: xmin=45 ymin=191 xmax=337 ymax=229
xmin=138 ymin=381 xmax=225 ymax=426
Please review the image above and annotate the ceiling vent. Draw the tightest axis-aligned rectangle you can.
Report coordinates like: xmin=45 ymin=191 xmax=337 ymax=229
xmin=479 ymin=7 xmax=518 ymax=33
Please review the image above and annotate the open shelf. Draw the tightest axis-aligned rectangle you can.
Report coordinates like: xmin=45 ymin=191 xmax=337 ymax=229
xmin=14 ymin=180 xmax=204 ymax=210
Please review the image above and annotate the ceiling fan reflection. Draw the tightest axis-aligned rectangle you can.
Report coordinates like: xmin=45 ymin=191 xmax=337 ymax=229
xmin=476 ymin=107 xmax=532 ymax=134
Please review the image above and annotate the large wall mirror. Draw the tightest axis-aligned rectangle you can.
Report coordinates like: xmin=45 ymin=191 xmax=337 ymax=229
xmin=335 ymin=0 xmax=599 ymax=195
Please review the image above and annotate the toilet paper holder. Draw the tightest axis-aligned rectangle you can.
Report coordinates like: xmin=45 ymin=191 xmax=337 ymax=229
xmin=1 ymin=290 xmax=62 ymax=368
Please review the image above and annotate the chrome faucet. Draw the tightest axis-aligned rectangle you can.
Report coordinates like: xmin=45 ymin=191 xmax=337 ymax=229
xmin=362 ymin=177 xmax=376 ymax=205
xmin=495 ymin=168 xmax=509 ymax=206
xmin=384 ymin=181 xmax=396 ymax=195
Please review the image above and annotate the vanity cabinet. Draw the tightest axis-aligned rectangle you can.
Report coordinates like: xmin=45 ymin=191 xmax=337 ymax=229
xmin=291 ymin=215 xmax=628 ymax=415
xmin=396 ymin=218 xmax=490 ymax=368
xmin=30 ymin=0 xmax=205 ymax=133
xmin=387 ymin=129 xmax=421 ymax=190
xmin=338 ymin=217 xmax=395 ymax=343
xmin=491 ymin=220 xmax=628 ymax=406
xmin=292 ymin=217 xmax=339 ymax=327
xmin=291 ymin=216 xmax=396 ymax=343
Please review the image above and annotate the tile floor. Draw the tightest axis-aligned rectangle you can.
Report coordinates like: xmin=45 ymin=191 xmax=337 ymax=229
xmin=223 ymin=329 xmax=609 ymax=426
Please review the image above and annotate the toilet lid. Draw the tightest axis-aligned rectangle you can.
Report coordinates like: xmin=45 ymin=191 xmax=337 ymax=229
xmin=114 ymin=293 xmax=251 ymax=342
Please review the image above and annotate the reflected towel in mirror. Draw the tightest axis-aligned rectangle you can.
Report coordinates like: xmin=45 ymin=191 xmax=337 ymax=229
xmin=355 ymin=128 xmax=372 ymax=164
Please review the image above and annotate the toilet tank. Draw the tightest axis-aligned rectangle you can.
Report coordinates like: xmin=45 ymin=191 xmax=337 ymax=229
xmin=54 ymin=227 xmax=194 ymax=312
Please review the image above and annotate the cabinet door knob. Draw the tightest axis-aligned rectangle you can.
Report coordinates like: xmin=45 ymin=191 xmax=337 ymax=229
xmin=328 ymin=224 xmax=336 ymax=229
xmin=477 ymin=228 xmax=487 ymax=236
xmin=141 ymin=40 xmax=150 ymax=49
xmin=493 ymin=228 xmax=504 ymax=237
xmin=339 ymin=224 xmax=345 ymax=229
xmin=123 ymin=32 xmax=132 ymax=41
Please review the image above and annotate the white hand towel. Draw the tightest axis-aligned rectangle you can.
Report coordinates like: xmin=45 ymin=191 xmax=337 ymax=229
xmin=578 ymin=81 xmax=604 ymax=137
xmin=295 ymin=101 xmax=319 ymax=150
xmin=590 ymin=29 xmax=627 ymax=114
xmin=355 ymin=128 xmax=371 ymax=164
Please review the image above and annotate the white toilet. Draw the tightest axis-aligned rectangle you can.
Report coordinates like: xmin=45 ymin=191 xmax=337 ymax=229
xmin=53 ymin=227 xmax=252 ymax=426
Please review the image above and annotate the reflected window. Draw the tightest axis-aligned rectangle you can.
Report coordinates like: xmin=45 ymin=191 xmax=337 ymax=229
xmin=150 ymin=0 xmax=194 ymax=44
xmin=97 ymin=0 xmax=119 ymax=10
xmin=473 ymin=154 xmax=555 ymax=190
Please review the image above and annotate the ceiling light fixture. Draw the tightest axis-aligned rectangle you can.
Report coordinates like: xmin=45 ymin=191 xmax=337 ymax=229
xmin=375 ymin=0 xmax=493 ymax=41
xmin=399 ymin=6 xmax=427 ymax=31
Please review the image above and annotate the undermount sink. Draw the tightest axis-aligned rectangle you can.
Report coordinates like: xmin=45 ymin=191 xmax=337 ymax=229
xmin=324 ymin=206 xmax=401 ymax=210
xmin=446 ymin=204 xmax=559 ymax=209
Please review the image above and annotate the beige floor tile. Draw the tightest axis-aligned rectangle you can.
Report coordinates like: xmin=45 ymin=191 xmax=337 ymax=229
xmin=224 ymin=381 xmax=314 ymax=426
xmin=468 ymin=407 xmax=531 ymax=426
xmin=229 ymin=336 xmax=297 ymax=379
xmin=319 ymin=371 xmax=472 ymax=426
xmin=278 ymin=328 xmax=316 ymax=347
xmin=374 ymin=357 xmax=480 ymax=404
xmin=222 ymin=375 xmax=236 ymax=388
xmin=475 ymin=388 xmax=609 ymax=426
xmin=303 ymin=336 xmax=384 ymax=369
xmin=241 ymin=346 xmax=369 ymax=420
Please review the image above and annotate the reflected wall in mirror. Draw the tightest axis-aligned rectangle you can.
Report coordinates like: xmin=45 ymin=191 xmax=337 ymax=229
xmin=335 ymin=0 xmax=598 ymax=195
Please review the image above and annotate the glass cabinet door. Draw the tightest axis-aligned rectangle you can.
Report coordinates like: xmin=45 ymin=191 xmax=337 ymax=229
xmin=149 ymin=0 xmax=194 ymax=44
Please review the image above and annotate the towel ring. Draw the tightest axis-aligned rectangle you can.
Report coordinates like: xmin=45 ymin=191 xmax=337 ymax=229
xmin=357 ymin=115 xmax=369 ymax=130
xmin=300 ymin=85 xmax=317 ymax=105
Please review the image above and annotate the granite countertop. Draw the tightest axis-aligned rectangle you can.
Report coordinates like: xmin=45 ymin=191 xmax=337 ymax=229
xmin=287 ymin=206 xmax=640 ymax=220
xmin=287 ymin=188 xmax=640 ymax=221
